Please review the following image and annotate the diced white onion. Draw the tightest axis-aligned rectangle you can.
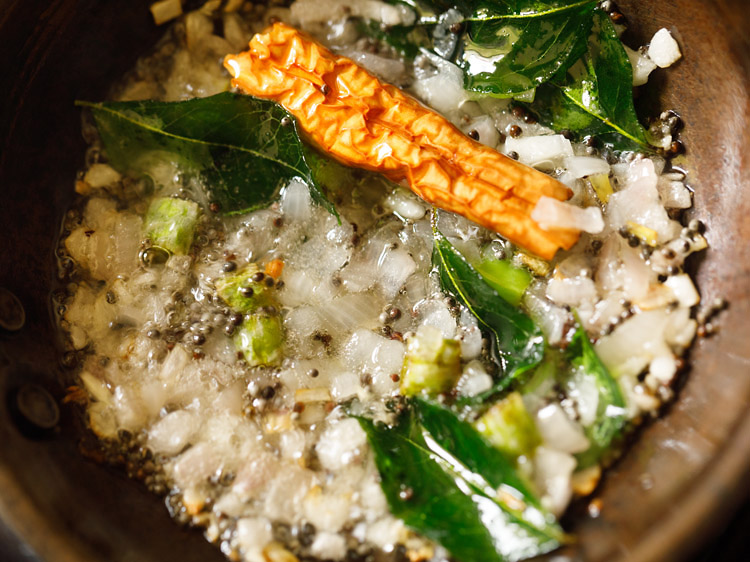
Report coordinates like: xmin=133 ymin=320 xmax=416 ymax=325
xmin=83 ymin=163 xmax=122 ymax=188
xmin=607 ymin=159 xmax=682 ymax=242
xmin=281 ymin=179 xmax=312 ymax=222
xmin=564 ymin=156 xmax=611 ymax=179
xmin=316 ymin=418 xmax=368 ymax=471
xmin=665 ymin=273 xmax=700 ymax=307
xmin=624 ymin=45 xmax=657 ymax=86
xmin=535 ymin=404 xmax=590 ymax=454
xmin=532 ymin=196 xmax=604 ymax=234
xmin=339 ymin=49 xmax=406 ymax=83
xmin=658 ymin=179 xmax=692 ymax=209
xmin=534 ymin=446 xmax=576 ymax=516
xmin=649 ymin=355 xmax=677 ymax=384
xmin=546 ymin=276 xmax=598 ymax=307
xmin=648 ymin=28 xmax=682 ymax=68
xmin=385 ymin=190 xmax=427 ymax=220
xmin=505 ymin=134 xmax=574 ymax=169
xmin=236 ymin=518 xmax=273 ymax=557
xmin=148 ymin=410 xmax=199 ymax=456
xmin=173 ymin=443 xmax=220 ymax=488
xmin=310 ymin=532 xmax=347 ymax=561
xmin=413 ymin=51 xmax=467 ymax=115
xmin=595 ymin=309 xmax=673 ymax=377
xmin=150 ymin=0 xmax=182 ymax=25
xmin=461 ymin=115 xmax=500 ymax=148
xmin=343 ymin=329 xmax=404 ymax=395
xmin=456 ymin=360 xmax=493 ymax=397
xmin=523 ymin=281 xmax=569 ymax=345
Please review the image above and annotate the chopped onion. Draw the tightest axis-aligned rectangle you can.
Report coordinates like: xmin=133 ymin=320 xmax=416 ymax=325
xmin=658 ymin=179 xmax=692 ymax=209
xmin=280 ymin=179 xmax=312 ymax=222
xmin=83 ymin=163 xmax=121 ymax=189
xmin=595 ymin=308 xmax=673 ymax=377
xmin=607 ymin=159 xmax=682 ymax=242
xmin=535 ymin=404 xmax=590 ymax=454
xmin=303 ymin=489 xmax=352 ymax=533
xmin=523 ymin=281 xmax=569 ymax=345
xmin=504 ymin=134 xmax=573 ymax=169
xmin=456 ymin=360 xmax=493 ymax=397
xmin=413 ymin=51 xmax=467 ymax=116
xmin=534 ymin=447 xmax=576 ymax=516
xmin=664 ymin=307 xmax=698 ymax=349
xmin=665 ymin=273 xmax=700 ymax=307
xmin=546 ymin=276 xmax=598 ymax=308
xmin=532 ymin=196 xmax=604 ymax=234
xmin=461 ymin=115 xmax=500 ymax=148
xmin=236 ymin=518 xmax=273 ymax=557
xmin=384 ymin=189 xmax=427 ymax=220
xmin=295 ymin=387 xmax=332 ymax=403
xmin=316 ymin=418 xmax=368 ymax=471
xmin=564 ymin=156 xmax=610 ymax=179
xmin=317 ymin=293 xmax=383 ymax=333
xmin=148 ymin=410 xmax=199 ymax=456
xmin=649 ymin=355 xmax=677 ymax=384
xmin=310 ymin=532 xmax=347 ymax=560
xmin=150 ymin=0 xmax=182 ymax=25
xmin=623 ymin=45 xmax=657 ymax=86
xmin=339 ymin=49 xmax=406 ymax=83
xmin=648 ymin=28 xmax=681 ymax=68
xmin=343 ymin=329 xmax=404 ymax=395
xmin=263 ymin=465 xmax=317 ymax=523
xmin=173 ymin=443 xmax=221 ymax=488
xmin=414 ymin=298 xmax=457 ymax=339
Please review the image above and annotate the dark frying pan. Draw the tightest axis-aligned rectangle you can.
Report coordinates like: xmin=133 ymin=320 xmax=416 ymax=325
xmin=1 ymin=1 xmax=748 ymax=561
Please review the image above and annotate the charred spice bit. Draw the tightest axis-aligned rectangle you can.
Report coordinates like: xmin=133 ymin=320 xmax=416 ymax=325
xmin=666 ymin=140 xmax=684 ymax=157
xmin=209 ymin=202 xmax=221 ymax=213
xmin=293 ymin=402 xmax=305 ymax=413
xmin=260 ymin=385 xmax=276 ymax=400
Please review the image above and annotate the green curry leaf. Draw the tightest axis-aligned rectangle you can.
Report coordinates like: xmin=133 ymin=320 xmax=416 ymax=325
xmin=459 ymin=0 xmax=596 ymax=97
xmin=525 ymin=9 xmax=649 ymax=150
xmin=77 ymin=92 xmax=338 ymax=217
xmin=432 ymin=213 xmax=545 ymax=390
xmin=356 ymin=398 xmax=564 ymax=562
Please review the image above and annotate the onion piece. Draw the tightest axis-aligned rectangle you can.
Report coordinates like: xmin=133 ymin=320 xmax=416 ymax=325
xmin=623 ymin=45 xmax=657 ymax=86
xmin=505 ymin=134 xmax=574 ymax=169
xmin=664 ymin=273 xmax=700 ymax=307
xmin=150 ymin=0 xmax=182 ymax=25
xmin=564 ymin=156 xmax=611 ymax=179
xmin=534 ymin=446 xmax=576 ymax=516
xmin=648 ymin=28 xmax=681 ymax=68
xmin=532 ymin=196 xmax=604 ymax=234
xmin=535 ymin=404 xmax=590 ymax=454
xmin=413 ymin=50 xmax=467 ymax=116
